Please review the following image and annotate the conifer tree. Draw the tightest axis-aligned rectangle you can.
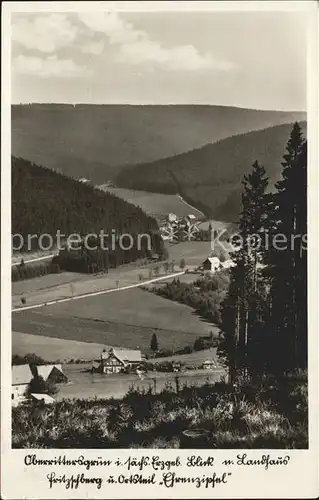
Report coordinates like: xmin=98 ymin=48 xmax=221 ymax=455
xmin=218 ymin=161 xmax=269 ymax=382
xmin=266 ymin=123 xmax=307 ymax=372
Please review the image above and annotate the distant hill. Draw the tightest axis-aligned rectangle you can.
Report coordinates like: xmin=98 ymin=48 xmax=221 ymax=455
xmin=115 ymin=121 xmax=307 ymax=222
xmin=12 ymin=104 xmax=305 ymax=184
xmin=12 ymin=157 xmax=163 ymax=264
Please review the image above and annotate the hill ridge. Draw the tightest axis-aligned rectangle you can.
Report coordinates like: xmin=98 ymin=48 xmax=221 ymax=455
xmin=12 ymin=104 xmax=305 ymax=184
xmin=115 ymin=121 xmax=307 ymax=221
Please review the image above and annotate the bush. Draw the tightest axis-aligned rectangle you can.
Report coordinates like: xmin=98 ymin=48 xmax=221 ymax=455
xmin=12 ymin=374 xmax=308 ymax=449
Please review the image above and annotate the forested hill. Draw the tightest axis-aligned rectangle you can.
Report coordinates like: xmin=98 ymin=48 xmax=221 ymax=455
xmin=115 ymin=121 xmax=307 ymax=222
xmin=12 ymin=157 xmax=162 ymax=257
xmin=12 ymin=104 xmax=305 ymax=184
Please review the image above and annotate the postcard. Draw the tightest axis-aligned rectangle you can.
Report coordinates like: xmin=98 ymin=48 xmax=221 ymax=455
xmin=1 ymin=1 xmax=318 ymax=498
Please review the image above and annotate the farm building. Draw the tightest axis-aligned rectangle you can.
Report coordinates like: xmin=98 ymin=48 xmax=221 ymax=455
xmin=187 ymin=214 xmax=197 ymax=222
xmin=32 ymin=364 xmax=68 ymax=384
xmin=30 ymin=393 xmax=55 ymax=405
xmin=92 ymin=348 xmax=142 ymax=374
xmin=202 ymin=256 xmax=221 ymax=273
xmin=12 ymin=364 xmax=33 ymax=406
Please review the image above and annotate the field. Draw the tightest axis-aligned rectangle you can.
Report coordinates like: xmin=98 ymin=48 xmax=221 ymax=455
xmin=12 ymin=287 xmax=217 ymax=355
xmin=12 ymin=263 xmax=180 ymax=309
xmin=56 ymin=364 xmax=224 ymax=401
xmin=167 ymin=240 xmax=230 ymax=266
xmin=98 ymin=186 xmax=204 ymax=219
xmin=11 ymin=239 xmax=224 ymax=309
xmin=12 ymin=332 xmax=112 ymax=362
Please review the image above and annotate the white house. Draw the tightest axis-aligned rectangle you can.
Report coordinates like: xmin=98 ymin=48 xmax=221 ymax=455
xmin=202 ymin=256 xmax=221 ymax=273
xmin=12 ymin=364 xmax=33 ymax=406
xmin=92 ymin=348 xmax=142 ymax=374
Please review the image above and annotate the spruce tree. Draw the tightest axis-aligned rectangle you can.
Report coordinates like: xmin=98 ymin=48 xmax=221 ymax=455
xmin=267 ymin=123 xmax=307 ymax=372
xmin=218 ymin=161 xmax=269 ymax=382
xmin=150 ymin=333 xmax=158 ymax=353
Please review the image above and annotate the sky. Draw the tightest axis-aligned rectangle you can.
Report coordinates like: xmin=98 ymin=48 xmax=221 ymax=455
xmin=11 ymin=10 xmax=307 ymax=110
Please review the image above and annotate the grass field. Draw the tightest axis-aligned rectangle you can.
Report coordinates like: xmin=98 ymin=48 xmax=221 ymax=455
xmin=167 ymin=240 xmax=231 ymax=266
xmin=98 ymin=186 xmax=204 ymax=219
xmin=56 ymin=365 xmax=225 ymax=401
xmin=12 ymin=288 xmax=217 ymax=354
xmin=12 ymin=332 xmax=112 ymax=362
xmin=12 ymin=262 xmax=179 ymax=309
xmin=11 ymin=240 xmax=220 ymax=309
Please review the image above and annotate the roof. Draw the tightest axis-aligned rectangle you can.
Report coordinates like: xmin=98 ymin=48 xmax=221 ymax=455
xmin=30 ymin=393 xmax=55 ymax=404
xmin=12 ymin=365 xmax=33 ymax=385
xmin=187 ymin=214 xmax=196 ymax=219
xmin=36 ymin=364 xmax=64 ymax=381
xmin=204 ymin=257 xmax=220 ymax=264
xmin=101 ymin=348 xmax=142 ymax=363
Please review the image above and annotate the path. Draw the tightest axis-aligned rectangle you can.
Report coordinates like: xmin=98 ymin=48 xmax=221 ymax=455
xmin=177 ymin=194 xmax=205 ymax=219
xmin=12 ymin=271 xmax=185 ymax=313
xmin=12 ymin=253 xmax=56 ymax=266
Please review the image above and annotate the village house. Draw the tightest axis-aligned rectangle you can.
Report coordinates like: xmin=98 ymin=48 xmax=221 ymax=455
xmin=202 ymin=256 xmax=221 ymax=273
xmin=12 ymin=364 xmax=68 ymax=407
xmin=12 ymin=364 xmax=33 ymax=406
xmin=92 ymin=348 xmax=142 ymax=374
xmin=202 ymin=360 xmax=216 ymax=370
xmin=187 ymin=214 xmax=197 ymax=223
xmin=32 ymin=364 xmax=68 ymax=384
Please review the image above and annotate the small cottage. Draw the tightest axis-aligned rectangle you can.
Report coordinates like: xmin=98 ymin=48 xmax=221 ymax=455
xmin=187 ymin=214 xmax=196 ymax=222
xmin=92 ymin=348 xmax=142 ymax=374
xmin=202 ymin=256 xmax=221 ymax=273
xmin=33 ymin=364 xmax=68 ymax=384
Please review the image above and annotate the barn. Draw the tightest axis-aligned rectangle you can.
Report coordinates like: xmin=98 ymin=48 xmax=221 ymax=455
xmin=202 ymin=256 xmax=221 ymax=272
xmin=32 ymin=364 xmax=68 ymax=384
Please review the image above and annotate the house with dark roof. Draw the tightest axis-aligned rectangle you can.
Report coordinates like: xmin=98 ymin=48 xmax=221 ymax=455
xmin=92 ymin=348 xmax=142 ymax=374
xmin=202 ymin=256 xmax=221 ymax=273
xmin=33 ymin=364 xmax=68 ymax=384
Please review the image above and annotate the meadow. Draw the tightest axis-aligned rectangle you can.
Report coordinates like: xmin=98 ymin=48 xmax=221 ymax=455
xmin=12 ymin=332 xmax=112 ymax=363
xmin=12 ymin=371 xmax=307 ymax=449
xmin=12 ymin=288 xmax=215 ymax=355
xmin=98 ymin=186 xmax=204 ymax=219
xmin=56 ymin=364 xmax=224 ymax=401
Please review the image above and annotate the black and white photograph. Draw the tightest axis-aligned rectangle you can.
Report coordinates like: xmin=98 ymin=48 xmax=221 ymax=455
xmin=1 ymin=1 xmax=318 ymax=498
